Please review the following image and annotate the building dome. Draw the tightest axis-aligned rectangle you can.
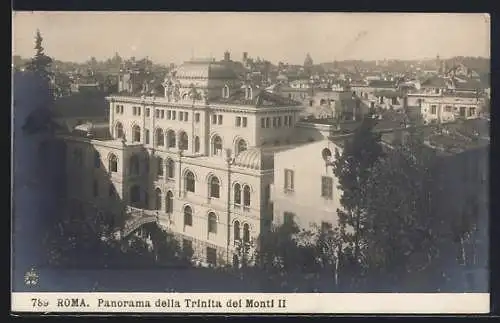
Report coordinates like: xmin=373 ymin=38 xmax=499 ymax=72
xmin=174 ymin=60 xmax=238 ymax=80
xmin=234 ymin=148 xmax=274 ymax=170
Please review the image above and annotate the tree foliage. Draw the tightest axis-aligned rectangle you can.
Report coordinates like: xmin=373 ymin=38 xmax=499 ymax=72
xmin=332 ymin=114 xmax=384 ymax=259
xmin=25 ymin=29 xmax=53 ymax=82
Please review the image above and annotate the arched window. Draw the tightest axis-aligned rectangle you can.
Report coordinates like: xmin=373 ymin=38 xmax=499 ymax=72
xmin=194 ymin=136 xmax=200 ymax=153
xmin=157 ymin=157 xmax=164 ymax=177
xmin=166 ymin=191 xmax=173 ymax=214
xmin=154 ymin=188 xmax=162 ymax=210
xmin=155 ymin=128 xmax=164 ymax=147
xmin=222 ymin=85 xmax=230 ymax=98
xmin=234 ymin=221 xmax=241 ymax=240
xmin=94 ymin=151 xmax=101 ymax=168
xmin=243 ymin=223 xmax=250 ymax=242
xmin=184 ymin=206 xmax=193 ymax=226
xmin=167 ymin=130 xmax=176 ymax=148
xmin=208 ymin=212 xmax=217 ymax=234
xmin=179 ymin=131 xmax=188 ymax=150
xmin=185 ymin=171 xmax=195 ymax=192
xmin=236 ymin=139 xmax=247 ymax=155
xmin=243 ymin=185 xmax=251 ymax=207
xmin=115 ymin=122 xmax=124 ymax=139
xmin=167 ymin=159 xmax=175 ymax=178
xmin=132 ymin=125 xmax=141 ymax=142
xmin=130 ymin=185 xmax=140 ymax=206
xmin=234 ymin=183 xmax=241 ymax=205
xmin=209 ymin=176 xmax=220 ymax=198
xmin=212 ymin=135 xmax=223 ymax=156
xmin=129 ymin=154 xmax=140 ymax=175
xmin=109 ymin=154 xmax=118 ymax=172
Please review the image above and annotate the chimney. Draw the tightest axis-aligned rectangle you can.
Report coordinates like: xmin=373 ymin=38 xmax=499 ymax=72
xmin=224 ymin=51 xmax=230 ymax=62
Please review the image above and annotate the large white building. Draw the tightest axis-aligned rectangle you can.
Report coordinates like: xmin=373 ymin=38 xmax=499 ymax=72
xmin=59 ymin=58 xmax=304 ymax=267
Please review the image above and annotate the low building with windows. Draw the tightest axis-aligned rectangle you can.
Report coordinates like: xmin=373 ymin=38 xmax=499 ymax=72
xmin=420 ymin=93 xmax=482 ymax=124
xmin=59 ymin=56 xmax=304 ymax=268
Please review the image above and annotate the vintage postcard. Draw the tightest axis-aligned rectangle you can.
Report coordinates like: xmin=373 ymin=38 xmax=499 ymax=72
xmin=11 ymin=12 xmax=490 ymax=314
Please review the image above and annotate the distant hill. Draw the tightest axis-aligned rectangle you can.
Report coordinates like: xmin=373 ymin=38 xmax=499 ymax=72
xmin=319 ymin=56 xmax=490 ymax=74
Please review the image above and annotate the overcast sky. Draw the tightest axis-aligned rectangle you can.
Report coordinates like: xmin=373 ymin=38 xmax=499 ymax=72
xmin=12 ymin=12 xmax=490 ymax=65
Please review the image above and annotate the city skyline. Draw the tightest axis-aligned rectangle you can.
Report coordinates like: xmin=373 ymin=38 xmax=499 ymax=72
xmin=13 ymin=12 xmax=490 ymax=65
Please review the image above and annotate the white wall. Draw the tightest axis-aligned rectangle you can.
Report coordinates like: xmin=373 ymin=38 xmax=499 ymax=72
xmin=272 ymin=139 xmax=342 ymax=229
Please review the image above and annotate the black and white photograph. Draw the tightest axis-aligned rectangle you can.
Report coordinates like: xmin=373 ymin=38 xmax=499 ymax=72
xmin=11 ymin=12 xmax=490 ymax=313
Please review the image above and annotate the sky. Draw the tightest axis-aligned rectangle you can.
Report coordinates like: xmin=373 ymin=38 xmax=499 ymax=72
xmin=12 ymin=12 xmax=490 ymax=65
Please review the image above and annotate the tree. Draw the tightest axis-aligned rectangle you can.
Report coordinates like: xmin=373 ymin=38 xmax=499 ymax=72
xmin=332 ymin=114 xmax=384 ymax=273
xmin=25 ymin=29 xmax=53 ymax=83
xmin=142 ymin=222 xmax=184 ymax=266
xmin=361 ymin=141 xmax=438 ymax=290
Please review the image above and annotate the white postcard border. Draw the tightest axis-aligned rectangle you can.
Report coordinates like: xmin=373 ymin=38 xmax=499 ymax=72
xmin=11 ymin=292 xmax=490 ymax=314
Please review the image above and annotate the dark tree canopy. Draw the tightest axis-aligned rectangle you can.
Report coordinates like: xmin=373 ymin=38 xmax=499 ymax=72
xmin=25 ymin=29 xmax=53 ymax=82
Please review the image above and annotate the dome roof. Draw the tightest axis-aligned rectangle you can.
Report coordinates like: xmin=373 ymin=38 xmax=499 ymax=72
xmin=234 ymin=148 xmax=274 ymax=170
xmin=174 ymin=61 xmax=239 ymax=80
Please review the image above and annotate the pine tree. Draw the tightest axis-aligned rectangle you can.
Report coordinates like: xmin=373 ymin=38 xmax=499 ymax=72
xmin=25 ymin=29 xmax=53 ymax=82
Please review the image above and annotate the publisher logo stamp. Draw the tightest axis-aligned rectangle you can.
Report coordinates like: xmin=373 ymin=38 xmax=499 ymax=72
xmin=24 ymin=267 xmax=39 ymax=287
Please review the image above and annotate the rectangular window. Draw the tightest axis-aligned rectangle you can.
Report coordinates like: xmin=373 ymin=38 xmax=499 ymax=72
xmin=172 ymin=111 xmax=176 ymax=120
xmin=242 ymin=117 xmax=247 ymax=127
xmin=272 ymin=117 xmax=277 ymax=127
xmin=430 ymin=105 xmax=437 ymax=115
xmin=212 ymin=115 xmax=217 ymax=124
xmin=284 ymin=116 xmax=289 ymax=126
xmin=145 ymin=108 xmax=150 ymax=117
xmin=444 ymin=106 xmax=452 ymax=113
xmin=115 ymin=106 xmax=120 ymax=114
xmin=160 ymin=110 xmax=165 ymax=119
xmin=469 ymin=108 xmax=476 ymax=117
xmin=261 ymin=117 xmax=266 ymax=128
xmin=184 ymin=112 xmax=189 ymax=121
xmin=283 ymin=212 xmax=295 ymax=226
xmin=236 ymin=116 xmax=241 ymax=127
xmin=265 ymin=117 xmax=270 ymax=128
xmin=167 ymin=110 xmax=172 ymax=120
xmin=179 ymin=112 xmax=184 ymax=121
xmin=145 ymin=129 xmax=150 ymax=144
xmin=195 ymin=113 xmax=200 ymax=122
xmin=321 ymin=176 xmax=333 ymax=199
xmin=289 ymin=116 xmax=293 ymax=127
xmin=132 ymin=106 xmax=136 ymax=115
xmin=277 ymin=117 xmax=282 ymax=127
xmin=218 ymin=115 xmax=223 ymax=125
xmin=137 ymin=107 xmax=141 ymax=116
xmin=206 ymin=247 xmax=217 ymax=266
xmin=284 ymin=169 xmax=294 ymax=192
xmin=155 ymin=109 xmax=160 ymax=118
